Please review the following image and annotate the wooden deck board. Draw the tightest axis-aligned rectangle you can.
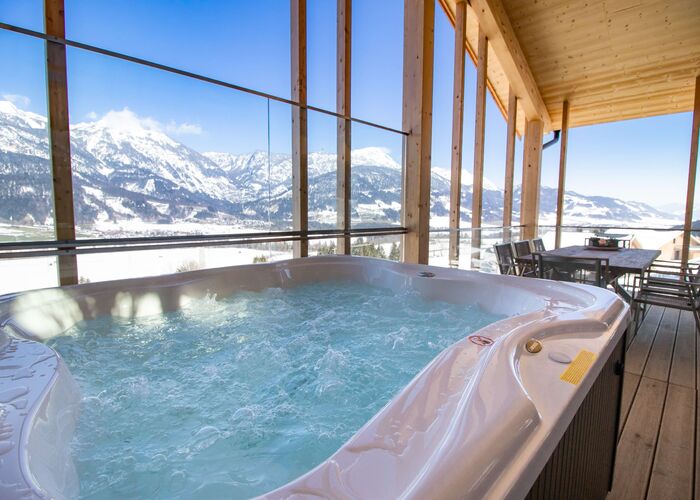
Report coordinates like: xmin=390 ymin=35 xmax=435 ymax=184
xmin=625 ymin=306 xmax=663 ymax=376
xmin=619 ymin=372 xmax=641 ymax=433
xmin=610 ymin=305 xmax=697 ymax=500
xmin=670 ymin=311 xmax=697 ymax=389
xmin=609 ymin=377 xmax=667 ymax=499
xmin=647 ymin=383 xmax=695 ymax=500
xmin=642 ymin=308 xmax=680 ymax=382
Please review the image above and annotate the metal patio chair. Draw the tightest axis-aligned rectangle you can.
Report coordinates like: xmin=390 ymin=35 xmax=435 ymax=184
xmin=535 ymin=254 xmax=610 ymax=288
xmin=494 ymin=243 xmax=517 ymax=276
xmin=513 ymin=240 xmax=537 ymax=277
xmin=532 ymin=238 xmax=546 ymax=253
xmin=632 ymin=267 xmax=700 ymax=333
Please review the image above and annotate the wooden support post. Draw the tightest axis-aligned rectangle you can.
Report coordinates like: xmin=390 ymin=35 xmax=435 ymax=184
xmin=291 ymin=0 xmax=308 ymax=258
xmin=520 ymin=119 xmax=544 ymax=241
xmin=45 ymin=0 xmax=78 ymax=285
xmin=401 ymin=0 xmax=434 ymax=264
xmin=681 ymin=76 xmax=700 ymax=267
xmin=336 ymin=0 xmax=351 ymax=254
xmin=448 ymin=0 xmax=467 ymax=268
xmin=502 ymin=87 xmax=517 ymax=243
xmin=470 ymin=27 xmax=487 ymax=269
xmin=555 ymin=100 xmax=570 ymax=249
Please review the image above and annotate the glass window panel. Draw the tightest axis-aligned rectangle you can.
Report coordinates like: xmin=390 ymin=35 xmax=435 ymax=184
xmin=66 ymin=46 xmax=293 ymax=238
xmin=351 ymin=0 xmax=403 ymax=130
xmin=307 ymin=0 xmax=336 ymax=111
xmin=65 ymin=0 xmax=291 ymax=99
xmin=307 ymin=109 xmax=339 ymax=230
xmin=351 ymin=122 xmax=404 ymax=229
xmin=0 ymin=0 xmax=44 ymax=32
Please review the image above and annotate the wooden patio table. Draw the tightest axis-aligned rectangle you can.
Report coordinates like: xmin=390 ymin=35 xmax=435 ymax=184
xmin=533 ymin=245 xmax=661 ymax=301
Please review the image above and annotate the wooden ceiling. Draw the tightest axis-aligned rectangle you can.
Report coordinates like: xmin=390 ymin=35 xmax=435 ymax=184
xmin=440 ymin=0 xmax=700 ymax=132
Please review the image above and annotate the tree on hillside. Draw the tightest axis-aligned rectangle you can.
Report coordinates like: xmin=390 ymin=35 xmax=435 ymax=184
xmin=389 ymin=242 xmax=400 ymax=261
xmin=352 ymin=237 xmax=386 ymax=258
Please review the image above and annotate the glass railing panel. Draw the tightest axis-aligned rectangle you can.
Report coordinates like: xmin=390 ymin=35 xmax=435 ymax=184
xmin=350 ymin=235 xmax=401 ymax=261
xmin=309 ymin=237 xmax=338 ymax=256
xmin=0 ymin=256 xmax=58 ymax=293
xmin=75 ymin=243 xmax=295 ymax=284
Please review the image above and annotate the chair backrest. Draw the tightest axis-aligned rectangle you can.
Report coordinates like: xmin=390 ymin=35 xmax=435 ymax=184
xmin=494 ymin=243 xmax=516 ymax=275
xmin=513 ymin=240 xmax=532 ymax=258
xmin=532 ymin=238 xmax=546 ymax=253
xmin=535 ymin=254 xmax=609 ymax=287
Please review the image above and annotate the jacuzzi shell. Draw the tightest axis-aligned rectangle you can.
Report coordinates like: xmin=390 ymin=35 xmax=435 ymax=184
xmin=0 ymin=256 xmax=628 ymax=499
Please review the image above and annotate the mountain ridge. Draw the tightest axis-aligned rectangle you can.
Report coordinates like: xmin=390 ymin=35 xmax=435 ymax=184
xmin=0 ymin=101 xmax=681 ymax=235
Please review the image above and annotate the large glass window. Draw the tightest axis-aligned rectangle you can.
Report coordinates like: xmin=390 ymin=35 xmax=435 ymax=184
xmin=65 ymin=0 xmax=291 ymax=99
xmin=0 ymin=29 xmax=59 ymax=291
xmin=66 ymin=47 xmax=294 ymax=240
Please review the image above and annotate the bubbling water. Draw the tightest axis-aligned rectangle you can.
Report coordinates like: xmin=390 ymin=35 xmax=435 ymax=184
xmin=48 ymin=280 xmax=504 ymax=499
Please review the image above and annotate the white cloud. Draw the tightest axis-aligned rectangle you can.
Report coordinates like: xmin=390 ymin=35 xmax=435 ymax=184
xmin=2 ymin=93 xmax=31 ymax=109
xmin=165 ymin=120 xmax=203 ymax=136
xmin=86 ymin=108 xmax=204 ymax=136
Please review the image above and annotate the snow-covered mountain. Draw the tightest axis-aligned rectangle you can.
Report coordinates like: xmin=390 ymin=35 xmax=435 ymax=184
xmin=0 ymin=101 xmax=681 ymax=235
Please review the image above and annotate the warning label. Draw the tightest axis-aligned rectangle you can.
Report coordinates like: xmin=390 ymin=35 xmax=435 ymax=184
xmin=468 ymin=335 xmax=494 ymax=347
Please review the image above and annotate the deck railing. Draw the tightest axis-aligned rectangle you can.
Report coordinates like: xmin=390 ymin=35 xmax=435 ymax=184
xmin=428 ymin=224 xmax=690 ymax=274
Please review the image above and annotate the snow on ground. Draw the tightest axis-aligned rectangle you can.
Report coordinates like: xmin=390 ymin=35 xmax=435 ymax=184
xmin=0 ymin=243 xmax=292 ymax=296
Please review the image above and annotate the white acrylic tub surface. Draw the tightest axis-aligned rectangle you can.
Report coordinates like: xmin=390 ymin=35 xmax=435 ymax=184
xmin=0 ymin=256 xmax=628 ymax=499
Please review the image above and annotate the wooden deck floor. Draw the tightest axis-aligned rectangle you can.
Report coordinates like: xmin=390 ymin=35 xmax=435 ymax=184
xmin=608 ymin=306 xmax=697 ymax=500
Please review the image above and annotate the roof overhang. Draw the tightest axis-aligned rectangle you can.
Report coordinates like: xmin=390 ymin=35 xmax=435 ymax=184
xmin=439 ymin=0 xmax=700 ymax=133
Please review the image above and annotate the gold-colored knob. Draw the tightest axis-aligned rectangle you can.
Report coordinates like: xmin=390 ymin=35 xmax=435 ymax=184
xmin=525 ymin=339 xmax=543 ymax=354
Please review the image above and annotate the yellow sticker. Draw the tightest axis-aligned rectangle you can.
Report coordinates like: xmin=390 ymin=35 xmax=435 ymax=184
xmin=560 ymin=350 xmax=596 ymax=385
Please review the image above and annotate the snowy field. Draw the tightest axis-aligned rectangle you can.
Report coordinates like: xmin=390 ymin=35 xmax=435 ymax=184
xmin=0 ymin=220 xmax=680 ymax=296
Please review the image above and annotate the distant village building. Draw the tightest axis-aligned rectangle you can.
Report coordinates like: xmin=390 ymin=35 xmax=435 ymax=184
xmin=629 ymin=230 xmax=700 ymax=261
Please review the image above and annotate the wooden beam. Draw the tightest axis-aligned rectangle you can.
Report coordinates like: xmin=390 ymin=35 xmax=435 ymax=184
xmin=336 ymin=0 xmax=351 ymax=255
xmin=520 ymin=119 xmax=544 ymax=241
xmin=45 ymin=0 xmax=78 ymax=286
xmin=291 ymin=0 xmax=308 ymax=258
xmin=682 ymin=76 xmax=700 ymax=267
xmin=436 ymin=0 xmax=508 ymax=128
xmin=468 ymin=0 xmax=551 ymax=131
xmin=554 ymin=99 xmax=570 ymax=249
xmin=448 ymin=0 xmax=467 ymax=268
xmin=470 ymin=27 xmax=487 ymax=269
xmin=401 ymin=0 xmax=434 ymax=264
xmin=502 ymin=86 xmax=517 ymax=242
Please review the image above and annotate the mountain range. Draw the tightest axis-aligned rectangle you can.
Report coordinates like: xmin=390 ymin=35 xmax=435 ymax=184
xmin=0 ymin=101 xmax=680 ymax=236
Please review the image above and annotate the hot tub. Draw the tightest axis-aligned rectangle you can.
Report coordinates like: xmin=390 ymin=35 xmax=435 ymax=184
xmin=0 ymin=256 xmax=628 ymax=499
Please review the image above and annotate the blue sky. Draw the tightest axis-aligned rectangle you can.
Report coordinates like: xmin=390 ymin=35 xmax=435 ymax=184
xmin=0 ymin=0 xmax=693 ymax=209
